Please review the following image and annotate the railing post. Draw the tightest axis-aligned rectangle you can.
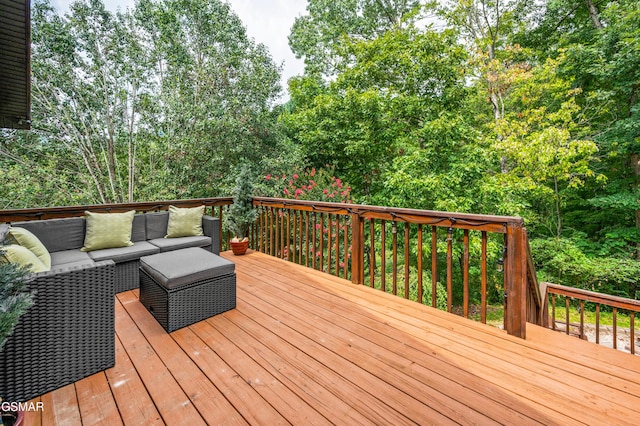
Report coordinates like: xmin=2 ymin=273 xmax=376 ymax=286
xmin=351 ymin=211 xmax=364 ymax=284
xmin=539 ymin=281 xmax=549 ymax=328
xmin=504 ymin=223 xmax=527 ymax=338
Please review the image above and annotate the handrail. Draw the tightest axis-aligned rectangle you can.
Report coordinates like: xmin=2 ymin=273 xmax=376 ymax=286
xmin=543 ymin=282 xmax=640 ymax=354
xmin=252 ymin=197 xmax=533 ymax=338
xmin=0 ymin=198 xmax=234 ymax=222
xmin=253 ymin=197 xmax=524 ymax=231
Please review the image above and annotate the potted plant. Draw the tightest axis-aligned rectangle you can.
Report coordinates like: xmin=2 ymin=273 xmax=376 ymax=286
xmin=0 ymin=259 xmax=34 ymax=426
xmin=224 ymin=165 xmax=259 ymax=255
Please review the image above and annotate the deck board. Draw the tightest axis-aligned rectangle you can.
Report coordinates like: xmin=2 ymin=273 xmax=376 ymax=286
xmin=28 ymin=251 xmax=640 ymax=425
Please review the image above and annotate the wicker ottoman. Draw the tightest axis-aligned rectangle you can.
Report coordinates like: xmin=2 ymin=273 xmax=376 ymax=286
xmin=139 ymin=247 xmax=236 ymax=332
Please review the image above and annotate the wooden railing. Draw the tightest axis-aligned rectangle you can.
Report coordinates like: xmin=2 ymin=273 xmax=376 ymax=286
xmin=251 ymin=197 xmax=540 ymax=338
xmin=542 ymin=282 xmax=640 ymax=354
xmin=1 ymin=197 xmax=545 ymax=338
xmin=0 ymin=198 xmax=234 ymax=250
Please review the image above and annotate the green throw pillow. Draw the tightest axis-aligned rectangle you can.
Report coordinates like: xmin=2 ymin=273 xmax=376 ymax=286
xmin=0 ymin=244 xmax=49 ymax=273
xmin=5 ymin=227 xmax=52 ymax=269
xmin=165 ymin=205 xmax=204 ymax=238
xmin=81 ymin=210 xmax=136 ymax=252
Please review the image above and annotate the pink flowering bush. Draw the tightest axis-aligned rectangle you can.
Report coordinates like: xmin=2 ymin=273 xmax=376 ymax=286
xmin=264 ymin=166 xmax=353 ymax=203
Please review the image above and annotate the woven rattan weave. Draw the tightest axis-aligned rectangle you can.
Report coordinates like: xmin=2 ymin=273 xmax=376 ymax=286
xmin=139 ymin=268 xmax=236 ymax=332
xmin=0 ymin=261 xmax=115 ymax=402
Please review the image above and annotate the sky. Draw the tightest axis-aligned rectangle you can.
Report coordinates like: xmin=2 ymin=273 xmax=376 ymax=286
xmin=50 ymin=0 xmax=309 ymax=99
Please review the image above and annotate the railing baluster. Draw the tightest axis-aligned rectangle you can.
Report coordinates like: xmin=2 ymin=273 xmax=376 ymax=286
xmin=551 ymin=294 xmax=556 ymax=331
xmin=335 ymin=215 xmax=340 ymax=277
xmin=286 ymin=210 xmax=291 ymax=260
xmin=631 ymin=312 xmax=635 ymax=355
xmin=292 ymin=210 xmax=297 ymax=263
xmin=381 ymin=221 xmax=386 ymax=293
xmin=613 ymin=308 xmax=617 ymax=350
xmin=481 ymin=231 xmax=487 ymax=323
xmin=580 ymin=301 xmax=585 ymax=339
xmin=370 ymin=219 xmax=375 ymax=288
xmin=312 ymin=212 xmax=317 ymax=270
xmin=446 ymin=227 xmax=453 ymax=313
xmin=305 ymin=211 xmax=310 ymax=267
xmin=343 ymin=217 xmax=349 ymax=279
xmin=392 ymin=222 xmax=398 ymax=296
xmin=269 ymin=207 xmax=274 ymax=257
xmin=417 ymin=224 xmax=423 ymax=304
xmin=351 ymin=212 xmax=365 ymax=284
xmin=319 ymin=213 xmax=325 ymax=272
xmin=299 ymin=212 xmax=304 ymax=265
xmin=219 ymin=206 xmax=224 ymax=251
xmin=596 ymin=304 xmax=600 ymax=344
xmin=280 ymin=209 xmax=286 ymax=259
xmin=326 ymin=214 xmax=332 ymax=274
xmin=259 ymin=208 xmax=264 ymax=253
xmin=404 ymin=222 xmax=410 ymax=300
xmin=565 ymin=297 xmax=570 ymax=335
xmin=275 ymin=208 xmax=281 ymax=258
xmin=432 ymin=226 xmax=437 ymax=309
xmin=463 ymin=229 xmax=469 ymax=318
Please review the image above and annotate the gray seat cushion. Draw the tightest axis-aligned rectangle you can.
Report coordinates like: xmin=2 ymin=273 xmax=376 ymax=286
xmin=148 ymin=236 xmax=212 ymax=252
xmin=140 ymin=247 xmax=235 ymax=290
xmin=50 ymin=259 xmax=97 ymax=270
xmin=88 ymin=241 xmax=160 ymax=263
xmin=50 ymin=250 xmax=93 ymax=267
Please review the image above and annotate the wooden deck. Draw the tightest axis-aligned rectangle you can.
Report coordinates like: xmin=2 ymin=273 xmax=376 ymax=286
xmin=25 ymin=251 xmax=640 ymax=425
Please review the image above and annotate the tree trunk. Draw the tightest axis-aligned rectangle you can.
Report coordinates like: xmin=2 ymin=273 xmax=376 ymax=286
xmin=584 ymin=0 xmax=604 ymax=29
xmin=486 ymin=44 xmax=508 ymax=173
xmin=554 ymin=177 xmax=562 ymax=238
xmin=128 ymin=80 xmax=138 ymax=203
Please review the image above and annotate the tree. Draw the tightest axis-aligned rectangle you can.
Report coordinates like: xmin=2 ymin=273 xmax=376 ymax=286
xmin=133 ymin=0 xmax=284 ymax=197
xmin=289 ymin=0 xmax=425 ymax=78
xmin=30 ymin=0 xmax=148 ymax=203
xmin=282 ymin=26 xmax=469 ymax=198
xmin=4 ymin=0 xmax=290 ymax=207
xmin=490 ymin=56 xmax=599 ymax=237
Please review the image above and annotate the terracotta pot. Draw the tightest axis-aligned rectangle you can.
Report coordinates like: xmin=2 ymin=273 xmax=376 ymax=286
xmin=230 ymin=240 xmax=249 ymax=255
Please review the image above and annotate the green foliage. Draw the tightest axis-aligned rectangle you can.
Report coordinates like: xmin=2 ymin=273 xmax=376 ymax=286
xmin=5 ymin=0 xmax=640 ymax=303
xmin=0 ymin=261 xmax=34 ymax=351
xmin=530 ymin=236 xmax=640 ymax=299
xmin=3 ymin=0 xmax=287 ymax=207
xmin=224 ymin=166 xmax=259 ymax=239
xmin=289 ymin=0 xmax=424 ymax=77
xmin=283 ymin=25 xmax=470 ymax=198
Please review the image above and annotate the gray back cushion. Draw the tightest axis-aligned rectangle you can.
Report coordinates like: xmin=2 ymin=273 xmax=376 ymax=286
xmin=145 ymin=211 xmax=169 ymax=240
xmin=13 ymin=217 xmax=86 ymax=252
xmin=131 ymin=214 xmax=146 ymax=242
xmin=0 ymin=224 xmax=9 ymax=243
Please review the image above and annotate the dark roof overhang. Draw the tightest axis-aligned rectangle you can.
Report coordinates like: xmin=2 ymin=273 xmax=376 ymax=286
xmin=0 ymin=0 xmax=31 ymax=130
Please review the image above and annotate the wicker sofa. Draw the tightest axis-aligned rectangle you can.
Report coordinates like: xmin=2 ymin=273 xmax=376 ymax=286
xmin=0 ymin=259 xmax=115 ymax=402
xmin=7 ymin=211 xmax=221 ymax=293
xmin=0 ymin=211 xmax=221 ymax=402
